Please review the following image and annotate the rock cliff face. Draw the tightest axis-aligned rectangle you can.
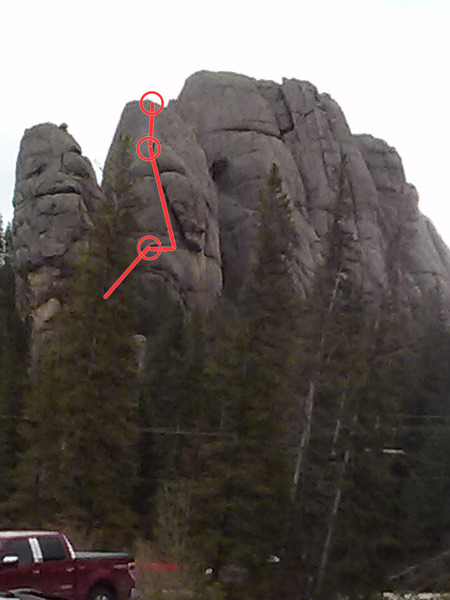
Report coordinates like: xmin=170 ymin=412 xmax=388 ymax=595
xmin=11 ymin=123 xmax=101 ymax=349
xmin=11 ymin=71 xmax=450 ymax=341
xmin=172 ymin=72 xmax=450 ymax=312
xmin=102 ymin=97 xmax=222 ymax=311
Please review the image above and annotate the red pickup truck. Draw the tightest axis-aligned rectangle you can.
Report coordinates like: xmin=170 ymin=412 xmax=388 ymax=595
xmin=0 ymin=531 xmax=135 ymax=600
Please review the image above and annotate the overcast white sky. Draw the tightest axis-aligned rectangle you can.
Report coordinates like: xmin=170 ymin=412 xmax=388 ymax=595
xmin=1 ymin=0 xmax=449 ymax=246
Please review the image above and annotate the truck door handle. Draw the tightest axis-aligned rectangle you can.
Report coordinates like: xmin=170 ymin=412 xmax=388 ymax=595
xmin=33 ymin=570 xmax=40 ymax=575
xmin=66 ymin=568 xmax=75 ymax=573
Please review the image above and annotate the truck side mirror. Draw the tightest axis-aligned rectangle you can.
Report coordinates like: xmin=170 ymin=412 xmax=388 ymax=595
xmin=1 ymin=555 xmax=19 ymax=568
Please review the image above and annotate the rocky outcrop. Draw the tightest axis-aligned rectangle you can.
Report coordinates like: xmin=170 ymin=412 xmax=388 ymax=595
xmin=172 ymin=71 xmax=450 ymax=312
xmin=102 ymin=98 xmax=222 ymax=311
xmin=354 ymin=134 xmax=450 ymax=310
xmin=10 ymin=71 xmax=450 ymax=348
xmin=11 ymin=123 xmax=102 ymax=346
xmin=173 ymin=72 xmax=319 ymax=296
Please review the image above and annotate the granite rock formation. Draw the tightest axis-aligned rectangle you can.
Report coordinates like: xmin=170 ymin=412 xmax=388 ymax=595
xmin=102 ymin=98 xmax=222 ymax=312
xmin=173 ymin=71 xmax=450 ymax=312
xmin=10 ymin=71 xmax=450 ymax=347
xmin=11 ymin=123 xmax=102 ymax=346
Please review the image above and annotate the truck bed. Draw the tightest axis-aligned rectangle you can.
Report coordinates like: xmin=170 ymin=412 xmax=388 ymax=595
xmin=75 ymin=552 xmax=132 ymax=560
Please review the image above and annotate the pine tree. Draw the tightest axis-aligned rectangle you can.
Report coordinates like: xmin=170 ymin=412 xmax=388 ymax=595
xmin=138 ymin=294 xmax=210 ymax=548
xmin=15 ymin=136 xmax=140 ymax=543
xmin=398 ymin=299 xmax=450 ymax=563
xmin=137 ymin=294 xmax=188 ymax=539
xmin=317 ymin=313 xmax=404 ymax=598
xmin=188 ymin=165 xmax=300 ymax=597
xmin=0 ymin=219 xmax=29 ymax=510
xmin=281 ymin=160 xmax=405 ymax=598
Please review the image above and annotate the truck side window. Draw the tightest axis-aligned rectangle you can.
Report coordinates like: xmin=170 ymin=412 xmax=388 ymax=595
xmin=39 ymin=537 xmax=66 ymax=562
xmin=1 ymin=539 xmax=33 ymax=566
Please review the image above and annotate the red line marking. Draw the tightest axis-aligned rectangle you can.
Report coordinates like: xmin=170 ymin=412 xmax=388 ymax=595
xmin=103 ymin=246 xmax=150 ymax=300
xmin=104 ymin=236 xmax=163 ymax=299
xmin=104 ymin=91 xmax=176 ymax=299
xmin=148 ymin=102 xmax=154 ymax=143
xmin=152 ymin=159 xmax=176 ymax=250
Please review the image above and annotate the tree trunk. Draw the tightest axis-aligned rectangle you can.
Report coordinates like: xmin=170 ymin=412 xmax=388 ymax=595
xmin=316 ymin=446 xmax=351 ymax=594
xmin=292 ymin=382 xmax=314 ymax=499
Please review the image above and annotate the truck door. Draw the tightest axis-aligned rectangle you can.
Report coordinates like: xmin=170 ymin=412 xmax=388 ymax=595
xmin=0 ymin=538 xmax=40 ymax=590
xmin=34 ymin=535 xmax=76 ymax=600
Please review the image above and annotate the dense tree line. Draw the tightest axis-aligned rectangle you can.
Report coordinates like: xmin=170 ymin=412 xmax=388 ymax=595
xmin=0 ymin=220 xmax=29 ymax=510
xmin=1 ymin=162 xmax=450 ymax=597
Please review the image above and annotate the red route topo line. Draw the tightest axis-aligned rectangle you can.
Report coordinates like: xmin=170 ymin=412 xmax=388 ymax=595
xmin=104 ymin=92 xmax=176 ymax=300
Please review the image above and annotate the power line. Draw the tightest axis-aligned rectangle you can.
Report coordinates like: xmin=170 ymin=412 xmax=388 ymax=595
xmin=140 ymin=426 xmax=234 ymax=437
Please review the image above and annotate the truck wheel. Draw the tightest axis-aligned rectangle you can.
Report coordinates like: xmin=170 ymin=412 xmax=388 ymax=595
xmin=89 ymin=586 xmax=115 ymax=600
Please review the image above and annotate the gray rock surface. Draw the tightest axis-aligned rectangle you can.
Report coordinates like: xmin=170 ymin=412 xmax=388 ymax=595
xmin=354 ymin=134 xmax=450 ymax=311
xmin=173 ymin=71 xmax=450 ymax=312
xmin=102 ymin=96 xmax=222 ymax=311
xmin=11 ymin=123 xmax=102 ymax=342
xmin=173 ymin=72 xmax=318 ymax=295
xmin=11 ymin=71 xmax=450 ymax=350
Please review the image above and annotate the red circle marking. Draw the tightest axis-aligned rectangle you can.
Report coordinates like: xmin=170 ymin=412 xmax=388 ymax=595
xmin=140 ymin=91 xmax=164 ymax=115
xmin=136 ymin=136 xmax=161 ymax=161
xmin=137 ymin=236 xmax=162 ymax=261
